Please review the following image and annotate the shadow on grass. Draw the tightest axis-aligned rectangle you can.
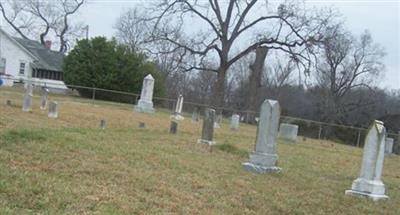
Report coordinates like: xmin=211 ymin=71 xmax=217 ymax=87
xmin=215 ymin=143 xmax=248 ymax=158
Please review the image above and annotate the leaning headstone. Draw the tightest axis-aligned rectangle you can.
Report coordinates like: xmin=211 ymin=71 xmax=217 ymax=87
xmin=230 ymin=114 xmax=240 ymax=130
xmin=22 ymin=82 xmax=33 ymax=112
xmin=278 ymin=123 xmax=299 ymax=143
xmin=345 ymin=120 xmax=388 ymax=200
xmin=197 ymin=108 xmax=216 ymax=145
xmin=48 ymin=101 xmax=58 ymax=118
xmin=242 ymin=99 xmax=281 ymax=173
xmin=171 ymin=94 xmax=184 ymax=120
xmin=100 ymin=119 xmax=106 ymax=130
xmin=40 ymin=87 xmax=49 ymax=110
xmin=139 ymin=122 xmax=146 ymax=128
xmin=385 ymin=138 xmax=393 ymax=154
xmin=214 ymin=114 xmax=222 ymax=128
xmin=191 ymin=107 xmax=199 ymax=123
xmin=169 ymin=121 xmax=178 ymax=134
xmin=134 ymin=74 xmax=155 ymax=113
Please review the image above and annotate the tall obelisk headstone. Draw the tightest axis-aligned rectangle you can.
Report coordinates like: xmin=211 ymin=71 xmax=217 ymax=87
xmin=345 ymin=120 xmax=388 ymax=200
xmin=242 ymin=99 xmax=281 ymax=173
xmin=22 ymin=82 xmax=33 ymax=112
xmin=135 ymin=74 xmax=155 ymax=113
xmin=197 ymin=108 xmax=216 ymax=145
xmin=171 ymin=94 xmax=184 ymax=120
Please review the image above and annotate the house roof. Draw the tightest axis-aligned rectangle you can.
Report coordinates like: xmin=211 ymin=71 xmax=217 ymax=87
xmin=13 ymin=37 xmax=64 ymax=72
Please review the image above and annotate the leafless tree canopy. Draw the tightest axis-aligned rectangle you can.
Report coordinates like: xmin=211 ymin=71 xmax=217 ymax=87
xmin=0 ymin=0 xmax=85 ymax=53
xmin=314 ymin=25 xmax=386 ymax=123
xmin=136 ymin=0 xmax=334 ymax=107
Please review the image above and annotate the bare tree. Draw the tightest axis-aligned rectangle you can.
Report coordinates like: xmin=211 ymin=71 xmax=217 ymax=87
xmin=145 ymin=0 xmax=332 ymax=107
xmin=315 ymin=26 xmax=386 ymax=123
xmin=0 ymin=0 xmax=85 ymax=53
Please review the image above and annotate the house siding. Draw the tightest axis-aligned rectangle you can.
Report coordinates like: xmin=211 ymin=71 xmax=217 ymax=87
xmin=0 ymin=30 xmax=35 ymax=79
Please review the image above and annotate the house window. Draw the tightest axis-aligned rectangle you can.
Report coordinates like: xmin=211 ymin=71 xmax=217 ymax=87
xmin=19 ymin=61 xmax=26 ymax=75
xmin=0 ymin=58 xmax=6 ymax=74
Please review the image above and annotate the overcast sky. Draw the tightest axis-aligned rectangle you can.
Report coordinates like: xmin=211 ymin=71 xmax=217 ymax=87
xmin=77 ymin=0 xmax=399 ymax=89
xmin=3 ymin=0 xmax=398 ymax=89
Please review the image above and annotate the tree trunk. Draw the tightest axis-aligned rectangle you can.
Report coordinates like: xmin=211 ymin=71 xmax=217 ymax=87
xmin=213 ymin=67 xmax=227 ymax=110
xmin=248 ymin=46 xmax=268 ymax=112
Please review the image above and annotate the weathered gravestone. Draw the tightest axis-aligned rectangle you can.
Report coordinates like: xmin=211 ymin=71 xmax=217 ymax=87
xmin=171 ymin=94 xmax=184 ymax=120
xmin=170 ymin=121 xmax=178 ymax=134
xmin=135 ymin=74 xmax=155 ymax=113
xmin=278 ymin=123 xmax=299 ymax=143
xmin=48 ymin=101 xmax=58 ymax=118
xmin=139 ymin=122 xmax=146 ymax=128
xmin=242 ymin=99 xmax=281 ymax=173
xmin=22 ymin=82 xmax=33 ymax=112
xmin=385 ymin=138 xmax=394 ymax=154
xmin=192 ymin=107 xmax=199 ymax=123
xmin=230 ymin=114 xmax=240 ymax=130
xmin=6 ymin=100 xmax=11 ymax=106
xmin=40 ymin=87 xmax=49 ymax=110
xmin=197 ymin=108 xmax=216 ymax=145
xmin=345 ymin=120 xmax=388 ymax=200
xmin=100 ymin=119 xmax=106 ymax=130
xmin=214 ymin=114 xmax=222 ymax=128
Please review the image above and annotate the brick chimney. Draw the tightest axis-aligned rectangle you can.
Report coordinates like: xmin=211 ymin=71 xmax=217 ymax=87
xmin=45 ymin=40 xmax=52 ymax=49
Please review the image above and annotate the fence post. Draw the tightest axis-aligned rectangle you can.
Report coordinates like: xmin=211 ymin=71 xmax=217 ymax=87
xmin=92 ymin=87 xmax=96 ymax=104
xmin=318 ymin=125 xmax=322 ymax=140
xmin=356 ymin=129 xmax=361 ymax=147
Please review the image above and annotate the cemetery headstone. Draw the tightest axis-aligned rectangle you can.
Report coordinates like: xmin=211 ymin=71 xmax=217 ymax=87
xmin=197 ymin=108 xmax=216 ymax=145
xmin=191 ymin=107 xmax=199 ymax=123
xmin=40 ymin=87 xmax=49 ymax=110
xmin=278 ymin=123 xmax=299 ymax=143
xmin=242 ymin=99 xmax=281 ymax=173
xmin=214 ymin=114 xmax=222 ymax=128
xmin=345 ymin=120 xmax=388 ymax=200
xmin=135 ymin=74 xmax=155 ymax=113
xmin=230 ymin=114 xmax=240 ymax=130
xmin=139 ymin=122 xmax=146 ymax=128
xmin=171 ymin=94 xmax=184 ymax=120
xmin=22 ymin=82 xmax=33 ymax=112
xmin=100 ymin=119 xmax=106 ymax=130
xmin=6 ymin=100 xmax=11 ymax=106
xmin=385 ymin=138 xmax=393 ymax=154
xmin=170 ymin=121 xmax=178 ymax=134
xmin=48 ymin=101 xmax=58 ymax=118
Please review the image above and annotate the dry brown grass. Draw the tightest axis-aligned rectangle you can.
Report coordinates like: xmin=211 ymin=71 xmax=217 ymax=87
xmin=0 ymin=87 xmax=399 ymax=214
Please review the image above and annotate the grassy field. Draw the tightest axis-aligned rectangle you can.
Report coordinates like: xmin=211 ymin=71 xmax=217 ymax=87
xmin=0 ymin=87 xmax=399 ymax=214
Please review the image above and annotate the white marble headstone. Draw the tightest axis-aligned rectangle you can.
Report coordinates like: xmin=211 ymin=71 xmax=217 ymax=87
xmin=171 ymin=94 xmax=184 ymax=120
xmin=345 ymin=120 xmax=388 ymax=200
xmin=242 ymin=99 xmax=281 ymax=173
xmin=385 ymin=138 xmax=393 ymax=154
xmin=135 ymin=74 xmax=155 ymax=113
xmin=278 ymin=123 xmax=298 ymax=143
xmin=230 ymin=114 xmax=240 ymax=130
xmin=48 ymin=101 xmax=58 ymax=118
xmin=22 ymin=82 xmax=33 ymax=112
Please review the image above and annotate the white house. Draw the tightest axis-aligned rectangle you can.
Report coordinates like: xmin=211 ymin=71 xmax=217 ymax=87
xmin=0 ymin=28 xmax=67 ymax=91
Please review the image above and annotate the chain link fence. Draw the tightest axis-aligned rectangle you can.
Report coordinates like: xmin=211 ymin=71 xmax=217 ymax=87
xmin=1 ymin=76 xmax=399 ymax=154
